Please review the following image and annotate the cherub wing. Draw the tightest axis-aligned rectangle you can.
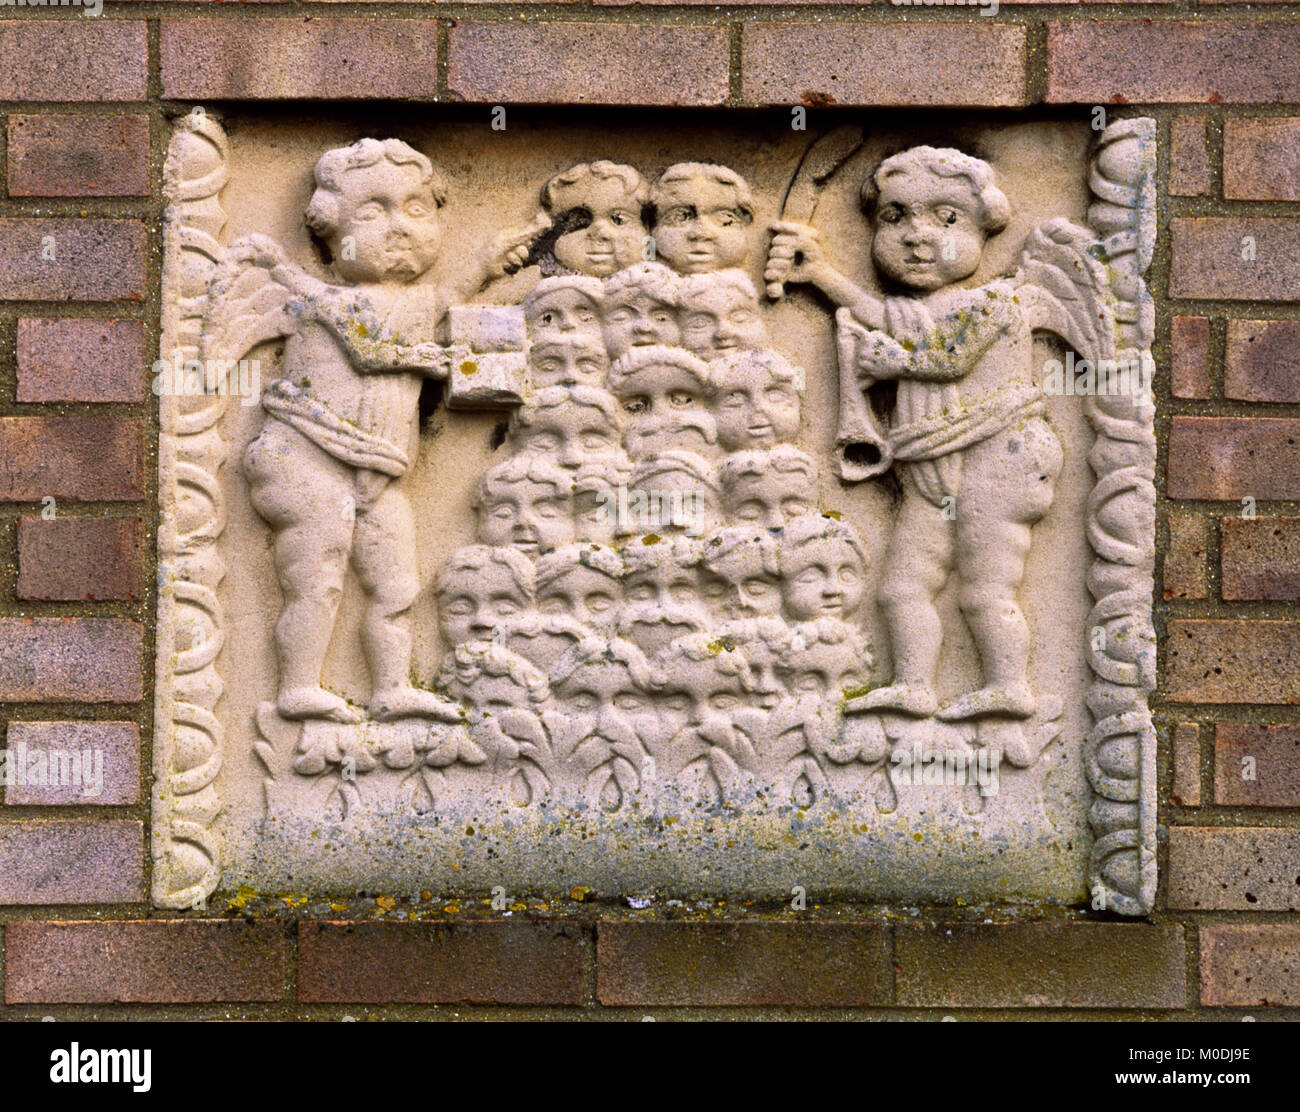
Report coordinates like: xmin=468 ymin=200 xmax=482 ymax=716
xmin=1012 ymin=217 xmax=1115 ymax=368
xmin=200 ymin=235 xmax=305 ymax=367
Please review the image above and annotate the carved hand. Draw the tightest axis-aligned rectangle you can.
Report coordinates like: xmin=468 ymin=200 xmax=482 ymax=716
xmin=766 ymin=220 xmax=834 ymax=291
xmin=482 ymin=211 xmax=554 ymax=280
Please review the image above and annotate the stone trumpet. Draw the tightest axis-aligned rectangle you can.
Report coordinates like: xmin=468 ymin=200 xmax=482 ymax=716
xmin=833 ymin=307 xmax=892 ymax=483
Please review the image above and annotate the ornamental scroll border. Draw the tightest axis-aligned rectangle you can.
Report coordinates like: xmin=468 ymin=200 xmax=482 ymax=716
xmin=151 ymin=114 xmax=1158 ymax=916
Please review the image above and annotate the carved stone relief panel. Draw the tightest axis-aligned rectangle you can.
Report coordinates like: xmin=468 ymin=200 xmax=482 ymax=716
xmin=155 ymin=112 xmax=1155 ymax=912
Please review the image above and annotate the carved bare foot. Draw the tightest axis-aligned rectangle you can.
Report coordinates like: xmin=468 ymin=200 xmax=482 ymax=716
xmin=935 ymin=683 xmax=1035 ymax=722
xmin=278 ymin=686 xmax=362 ymax=724
xmin=846 ymin=682 xmax=937 ymax=718
xmin=370 ymin=685 xmax=463 ymax=723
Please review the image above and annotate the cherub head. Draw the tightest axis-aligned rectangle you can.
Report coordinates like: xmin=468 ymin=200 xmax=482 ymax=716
xmin=436 ymin=544 xmax=536 ymax=649
xmin=720 ymin=446 xmax=818 ymax=530
xmin=862 ymin=146 xmax=1010 ymax=292
xmin=650 ymin=163 xmax=756 ymax=275
xmin=551 ymin=635 xmax=659 ymax=757
xmin=617 ymin=535 xmax=710 ymax=658
xmin=677 ymin=269 xmax=768 ymax=357
xmin=541 ymin=161 xmax=650 ymax=278
xmin=709 ymin=349 xmax=802 ymax=451
xmin=777 ymin=617 xmax=872 ymax=703
xmin=440 ymin=642 xmax=549 ymax=767
xmin=778 ymin=514 xmax=868 ymax=624
xmin=602 ymin=263 xmax=682 ymax=358
xmin=523 ymin=275 xmax=605 ymax=344
xmin=528 ymin=332 xmax=609 ymax=390
xmin=719 ymin=616 xmax=793 ymax=712
xmin=626 ymin=451 xmax=720 ymax=538
xmin=608 ymin=345 xmax=716 ymax=458
xmin=474 ymin=455 xmax=574 ymax=556
xmin=653 ymin=633 xmax=754 ymax=730
xmin=572 ymin=457 xmax=633 ymax=546
xmin=507 ymin=386 xmax=625 ymax=470
xmin=305 ymin=138 xmax=447 ymax=285
xmin=701 ymin=526 xmax=784 ymax=621
xmin=536 ymin=544 xmax=624 ymax=634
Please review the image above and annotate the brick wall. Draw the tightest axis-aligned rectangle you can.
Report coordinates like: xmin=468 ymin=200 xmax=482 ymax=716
xmin=1 ymin=2 xmax=1298 ymax=1019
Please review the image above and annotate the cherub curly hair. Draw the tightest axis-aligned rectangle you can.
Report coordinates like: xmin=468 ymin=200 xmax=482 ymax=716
xmin=860 ymin=146 xmax=1010 ymax=235
xmin=305 ymin=138 xmax=448 ymax=241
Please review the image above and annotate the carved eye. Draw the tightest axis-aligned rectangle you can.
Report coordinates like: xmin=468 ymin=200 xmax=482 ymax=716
xmin=576 ymin=308 xmax=597 ymax=324
xmin=838 ymin=565 xmax=861 ymax=584
xmin=493 ymin=598 xmax=521 ymax=616
xmin=406 ymin=201 xmax=430 ymax=218
xmin=667 ymin=390 xmax=695 ymax=408
xmin=716 ymin=210 xmax=737 ymax=228
xmin=730 ymin=309 xmax=755 ymax=325
xmin=670 ymin=583 xmax=697 ymax=604
xmin=582 ymin=432 xmax=612 ymax=450
xmin=570 ymin=692 xmax=598 ymax=713
xmin=794 ymin=674 xmax=825 ymax=695
xmin=683 ymin=314 xmax=711 ymax=332
xmin=662 ymin=694 xmax=690 ymax=714
xmin=722 ymin=390 xmax=748 ymax=409
xmin=610 ymin=211 xmax=629 ymax=227
xmin=528 ymin=434 xmax=560 ymax=452
xmin=937 ymin=207 xmax=959 ymax=226
xmin=652 ymin=310 xmax=675 ymax=327
xmin=614 ymin=692 xmax=646 ymax=711
xmin=608 ymin=308 xmax=633 ymax=325
xmin=489 ymin=504 xmax=516 ymax=521
xmin=353 ymin=202 xmax=384 ymax=221
xmin=709 ymin=693 xmax=740 ymax=711
xmin=782 ymin=499 xmax=810 ymax=517
xmin=663 ymin=207 xmax=692 ymax=226
xmin=624 ymin=396 xmax=651 ymax=415
xmin=534 ymin=499 xmax=565 ymax=519
xmin=586 ymin=592 xmax=615 ymax=613
xmin=577 ymin=359 xmax=603 ymax=376
xmin=628 ymin=584 xmax=654 ymax=602
xmin=743 ymin=577 xmax=774 ymax=597
xmin=766 ymin=385 xmax=798 ymax=406
xmin=795 ymin=568 xmax=823 ymax=587
xmin=444 ymin=597 xmax=474 ymax=617
xmin=735 ymin=501 xmax=763 ymax=521
xmin=880 ymin=206 xmax=903 ymax=225
xmin=539 ymin=596 xmax=568 ymax=616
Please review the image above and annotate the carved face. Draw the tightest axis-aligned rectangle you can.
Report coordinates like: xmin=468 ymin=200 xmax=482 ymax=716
xmin=573 ymin=481 xmax=619 ymax=545
xmin=439 ymin=564 xmax=531 ymax=647
xmin=556 ymin=659 xmax=655 ymax=745
xmin=618 ymin=560 xmax=709 ymax=658
xmin=549 ymin=176 xmax=647 ymax=277
xmin=529 ymin=335 xmax=609 ymax=389
xmin=679 ymin=284 xmax=767 ymax=356
xmin=626 ymin=470 xmax=718 ymax=538
xmin=526 ymin=287 xmax=603 ymax=341
xmin=477 ymin=478 xmax=573 ymax=555
xmin=782 ymin=537 xmax=866 ymax=623
xmin=514 ymin=403 xmax=622 ymax=470
xmin=733 ymin=634 xmax=785 ymax=712
xmin=713 ymin=367 xmax=801 ymax=451
xmin=663 ymin=657 xmax=750 ymax=728
xmin=617 ymin=364 xmax=717 ymax=458
xmin=726 ymin=467 xmax=817 ymax=530
xmin=327 ymin=160 xmax=442 ymax=284
xmin=871 ymin=168 xmax=986 ymax=291
xmin=603 ymin=291 xmax=680 ymax=359
xmin=702 ymin=544 xmax=783 ymax=621
xmin=653 ymin=177 xmax=751 ymax=274
xmin=777 ymin=637 xmax=866 ymax=702
xmin=538 ymin=565 xmax=620 ymax=633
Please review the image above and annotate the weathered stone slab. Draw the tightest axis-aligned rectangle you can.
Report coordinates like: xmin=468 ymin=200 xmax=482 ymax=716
xmin=152 ymin=113 xmax=1157 ymax=915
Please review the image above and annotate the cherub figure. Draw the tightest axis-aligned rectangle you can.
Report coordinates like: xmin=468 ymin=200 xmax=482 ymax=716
xmin=767 ymin=146 xmax=1099 ymax=722
xmin=507 ymin=386 xmax=625 ymax=470
xmin=608 ymin=345 xmax=717 ymax=458
xmin=678 ymin=269 xmax=768 ymax=357
xmin=650 ymin=164 xmax=756 ymax=275
xmin=473 ymin=455 xmax=574 ymax=556
xmin=700 ymin=527 xmax=784 ymax=621
xmin=617 ymin=535 xmax=711 ymax=658
xmin=436 ymin=544 xmax=536 ymax=650
xmin=777 ymin=514 xmax=868 ymax=625
xmin=720 ymin=446 xmax=818 ymax=530
xmin=601 ymin=262 xmax=682 ymax=358
xmin=709 ymin=348 xmax=802 ymax=451
xmin=217 ymin=138 xmax=537 ymax=724
xmin=539 ymin=161 xmax=650 ymax=278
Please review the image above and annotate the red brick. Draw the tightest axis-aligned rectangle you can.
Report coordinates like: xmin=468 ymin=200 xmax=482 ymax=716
xmin=0 ymin=418 xmax=142 ymax=502
xmin=18 ymin=517 xmax=143 ymax=602
xmin=596 ymin=921 xmax=888 ymax=1006
xmin=1171 ymin=219 xmax=1300 ymax=302
xmin=4 ymin=921 xmax=287 ymax=1004
xmin=742 ymin=24 xmax=1027 ymax=108
xmin=1047 ymin=22 xmax=1300 ymax=104
xmin=1166 ymin=620 xmax=1300 ymax=705
xmin=3 ymin=722 xmax=139 ymax=806
xmin=1222 ymin=516 xmax=1300 ymax=601
xmin=1201 ymin=925 xmax=1300 ymax=1007
xmin=895 ymin=923 xmax=1186 ymax=1008
xmin=1164 ymin=513 xmax=1207 ymax=600
xmin=0 ymin=22 xmax=146 ymax=102
xmin=1170 ymin=115 xmax=1211 ymax=197
xmin=0 ymin=820 xmax=142 ymax=904
xmin=1225 ymin=319 xmax=1300 ymax=403
xmin=1172 ymin=722 xmax=1201 ymax=807
xmin=16 ymin=319 xmax=145 ymax=403
xmin=1168 ymin=827 xmax=1300 ymax=910
xmin=1224 ymin=119 xmax=1300 ymax=201
xmin=1170 ymin=316 xmax=1212 ymax=399
xmin=449 ymin=23 xmax=729 ymax=107
xmin=0 ymin=618 xmax=142 ymax=704
xmin=161 ymin=19 xmax=441 ymax=100
xmin=1167 ymin=418 xmax=1300 ymax=502
xmin=298 ymin=920 xmax=586 ymax=1004
xmin=1214 ymin=722 xmax=1300 ymax=807
xmin=7 ymin=115 xmax=150 ymax=198
xmin=0 ymin=220 xmax=145 ymax=302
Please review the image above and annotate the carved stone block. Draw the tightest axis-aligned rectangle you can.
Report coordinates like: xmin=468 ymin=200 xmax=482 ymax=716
xmin=155 ymin=114 xmax=1156 ymax=914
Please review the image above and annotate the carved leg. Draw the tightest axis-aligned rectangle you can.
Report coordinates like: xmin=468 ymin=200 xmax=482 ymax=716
xmin=353 ymin=479 xmax=461 ymax=723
